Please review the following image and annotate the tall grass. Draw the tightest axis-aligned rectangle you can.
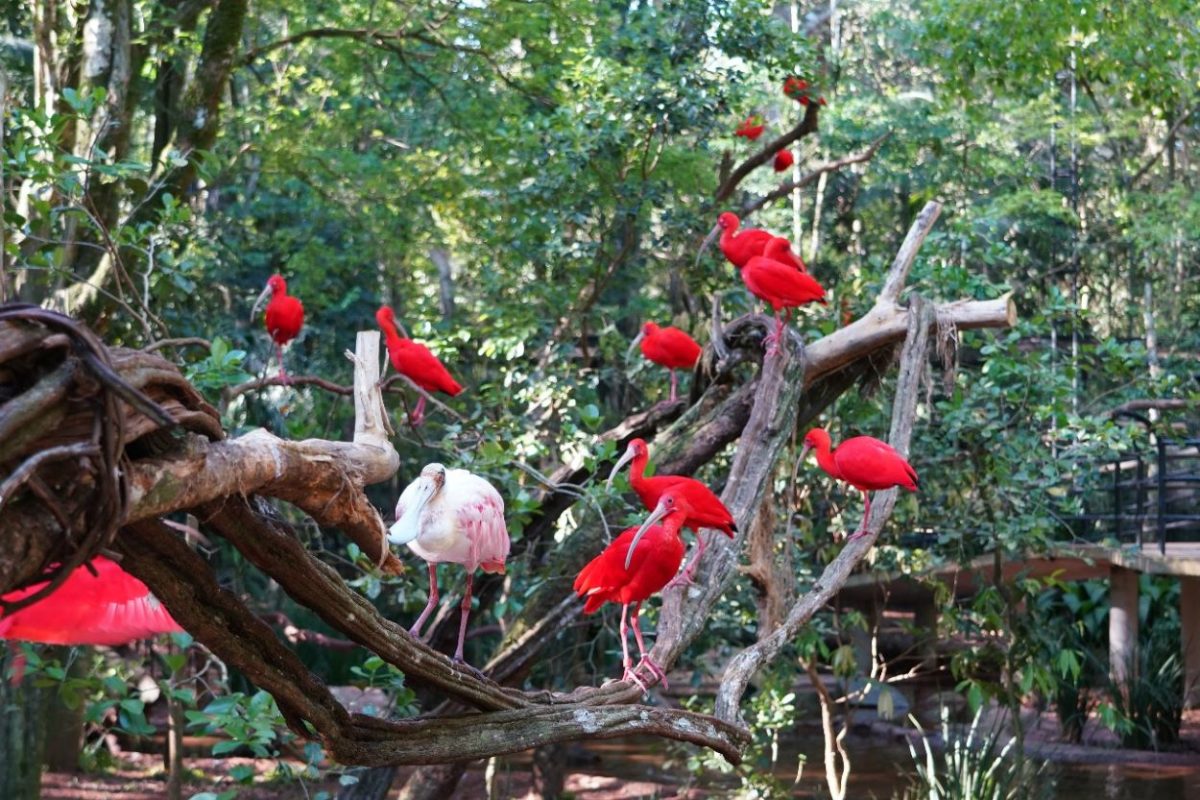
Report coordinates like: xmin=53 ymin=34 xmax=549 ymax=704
xmin=895 ymin=707 xmax=1052 ymax=800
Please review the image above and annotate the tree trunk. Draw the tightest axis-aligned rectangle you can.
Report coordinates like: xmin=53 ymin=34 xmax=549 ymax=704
xmin=42 ymin=647 xmax=86 ymax=772
xmin=337 ymin=766 xmax=398 ymax=800
xmin=531 ymin=743 xmax=566 ymax=799
xmin=396 ymin=762 xmax=468 ymax=800
xmin=0 ymin=648 xmax=48 ymax=800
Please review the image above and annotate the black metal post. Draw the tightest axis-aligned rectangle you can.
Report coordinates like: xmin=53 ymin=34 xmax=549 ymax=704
xmin=1157 ymin=438 xmax=1168 ymax=555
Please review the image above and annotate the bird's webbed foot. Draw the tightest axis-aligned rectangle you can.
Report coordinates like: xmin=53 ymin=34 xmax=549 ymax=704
xmin=621 ymin=660 xmax=650 ymax=693
xmin=451 ymin=656 xmax=487 ymax=681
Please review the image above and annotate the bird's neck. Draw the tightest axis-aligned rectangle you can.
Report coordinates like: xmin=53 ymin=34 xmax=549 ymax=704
xmin=814 ymin=443 xmax=842 ymax=480
xmin=379 ymin=319 xmax=406 ymax=346
xmin=627 ymin=450 xmax=650 ymax=485
xmin=720 ymin=226 xmax=738 ymax=250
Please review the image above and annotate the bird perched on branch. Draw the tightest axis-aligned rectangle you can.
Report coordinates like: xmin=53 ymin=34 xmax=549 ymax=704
xmin=575 ymin=488 xmax=694 ymax=690
xmin=734 ymin=115 xmax=766 ymax=140
xmin=738 ymin=253 xmax=828 ymax=355
xmin=251 ymin=274 xmax=305 ymax=384
xmin=608 ymin=438 xmax=735 ymax=586
xmin=387 ymin=463 xmax=509 ymax=666
xmin=0 ymin=557 xmax=182 ymax=646
xmin=773 ymin=149 xmax=795 ymax=172
xmin=800 ymin=428 xmax=918 ymax=540
xmin=708 ymin=212 xmax=806 ymax=273
xmin=376 ymin=306 xmax=463 ymax=426
xmin=629 ymin=322 xmax=702 ymax=402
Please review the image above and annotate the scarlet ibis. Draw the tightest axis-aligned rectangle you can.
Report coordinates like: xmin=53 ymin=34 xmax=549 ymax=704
xmin=734 ymin=115 xmax=766 ymax=140
xmin=773 ymin=149 xmax=794 ymax=172
xmin=376 ymin=306 xmax=464 ymax=426
xmin=0 ymin=557 xmax=181 ymax=645
xmin=782 ymin=76 xmax=826 ymax=106
xmin=710 ymin=212 xmax=806 ymax=273
xmin=739 ymin=254 xmax=827 ymax=355
xmin=607 ymin=438 xmax=735 ymax=586
xmin=629 ymin=322 xmax=702 ymax=402
xmin=251 ymin=274 xmax=305 ymax=385
xmin=387 ymin=463 xmax=509 ymax=664
xmin=800 ymin=428 xmax=919 ymax=539
xmin=574 ymin=489 xmax=694 ymax=690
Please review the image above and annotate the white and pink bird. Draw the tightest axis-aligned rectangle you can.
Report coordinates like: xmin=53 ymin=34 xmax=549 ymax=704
xmin=387 ymin=463 xmax=510 ymax=666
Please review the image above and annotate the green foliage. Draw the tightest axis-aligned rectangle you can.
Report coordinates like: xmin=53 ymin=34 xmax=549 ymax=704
xmin=896 ymin=708 xmax=1053 ymax=800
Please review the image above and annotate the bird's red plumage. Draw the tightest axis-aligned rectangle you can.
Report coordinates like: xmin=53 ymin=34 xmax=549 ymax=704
xmin=376 ymin=308 xmax=464 ymax=396
xmin=734 ymin=117 xmax=766 ymax=140
xmin=773 ymin=150 xmax=794 ymax=172
xmin=640 ymin=323 xmax=701 ymax=370
xmin=739 ymin=256 xmax=827 ymax=312
xmin=622 ymin=441 xmax=736 ymax=536
xmin=265 ymin=295 xmax=304 ymax=345
xmin=0 ymin=557 xmax=182 ymax=646
xmin=573 ymin=524 xmax=685 ymax=614
xmin=832 ymin=436 xmax=919 ymax=493
xmin=717 ymin=213 xmax=806 ymax=272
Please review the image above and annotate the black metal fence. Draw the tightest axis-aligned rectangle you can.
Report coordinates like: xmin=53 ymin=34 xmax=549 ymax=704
xmin=1070 ymin=438 xmax=1200 ymax=554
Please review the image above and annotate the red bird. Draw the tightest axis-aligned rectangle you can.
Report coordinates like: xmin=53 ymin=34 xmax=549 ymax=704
xmin=630 ymin=322 xmax=702 ymax=402
xmin=783 ymin=76 xmax=826 ymax=106
xmin=739 ymin=254 xmax=827 ymax=355
xmin=574 ymin=489 xmax=693 ymax=690
xmin=251 ymin=274 xmax=305 ymax=384
xmin=773 ymin=149 xmax=794 ymax=172
xmin=713 ymin=212 xmax=806 ymax=273
xmin=607 ymin=438 xmax=735 ymax=585
xmin=734 ymin=115 xmax=766 ymax=140
xmin=376 ymin=306 xmax=464 ymax=426
xmin=801 ymin=428 xmax=919 ymax=540
xmin=0 ymin=557 xmax=181 ymax=646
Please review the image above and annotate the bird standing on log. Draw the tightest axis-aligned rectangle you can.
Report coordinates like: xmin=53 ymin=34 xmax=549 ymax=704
xmin=800 ymin=428 xmax=918 ymax=539
xmin=575 ymin=488 xmax=695 ymax=690
xmin=387 ymin=463 xmax=509 ymax=665
xmin=376 ymin=306 xmax=463 ymax=426
xmin=251 ymin=274 xmax=305 ymax=384
xmin=629 ymin=322 xmax=702 ymax=402
xmin=608 ymin=438 xmax=736 ymax=586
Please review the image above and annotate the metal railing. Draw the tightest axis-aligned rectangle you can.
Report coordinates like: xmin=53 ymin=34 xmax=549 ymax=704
xmin=1070 ymin=438 xmax=1200 ymax=554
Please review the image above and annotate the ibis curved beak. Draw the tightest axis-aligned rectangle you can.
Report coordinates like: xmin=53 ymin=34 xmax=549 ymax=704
xmin=625 ymin=498 xmax=672 ymax=570
xmin=250 ymin=284 xmax=273 ymax=323
xmin=625 ymin=330 xmax=646 ymax=361
xmin=799 ymin=444 xmax=812 ymax=466
xmin=607 ymin=445 xmax=636 ymax=489
xmin=696 ymin=223 xmax=722 ymax=266
xmin=388 ymin=480 xmax=435 ymax=546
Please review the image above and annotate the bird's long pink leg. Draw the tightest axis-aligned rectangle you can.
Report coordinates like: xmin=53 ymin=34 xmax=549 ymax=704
xmin=669 ymin=369 xmax=679 ymax=403
xmin=849 ymin=491 xmax=872 ymax=540
xmin=411 ymin=396 xmax=426 ymax=427
xmin=409 ymin=563 xmax=440 ymax=639
xmin=453 ymin=572 xmax=474 ymax=662
xmin=630 ymin=602 xmax=668 ymax=689
xmin=276 ymin=343 xmax=291 ymax=386
xmin=764 ymin=311 xmax=784 ymax=357
xmin=619 ymin=604 xmax=648 ymax=691
xmin=667 ymin=532 xmax=706 ymax=589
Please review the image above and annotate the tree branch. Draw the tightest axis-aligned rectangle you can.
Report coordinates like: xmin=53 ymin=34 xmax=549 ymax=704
xmin=741 ymin=132 xmax=891 ymax=215
xmin=715 ymin=101 xmax=821 ymax=202
xmin=713 ymin=296 xmax=935 ymax=724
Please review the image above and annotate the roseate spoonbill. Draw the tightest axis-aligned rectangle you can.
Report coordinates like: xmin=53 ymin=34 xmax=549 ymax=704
xmin=387 ymin=463 xmax=509 ymax=664
xmin=376 ymin=306 xmax=463 ymax=426
xmin=705 ymin=212 xmax=806 ymax=273
xmin=251 ymin=274 xmax=305 ymax=384
xmin=773 ymin=149 xmax=794 ymax=172
xmin=739 ymin=254 xmax=827 ymax=355
xmin=574 ymin=489 xmax=694 ymax=690
xmin=734 ymin=115 xmax=766 ymax=140
xmin=629 ymin=322 xmax=702 ymax=402
xmin=800 ymin=428 xmax=918 ymax=539
xmin=607 ymin=438 xmax=735 ymax=586
xmin=0 ymin=557 xmax=181 ymax=645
